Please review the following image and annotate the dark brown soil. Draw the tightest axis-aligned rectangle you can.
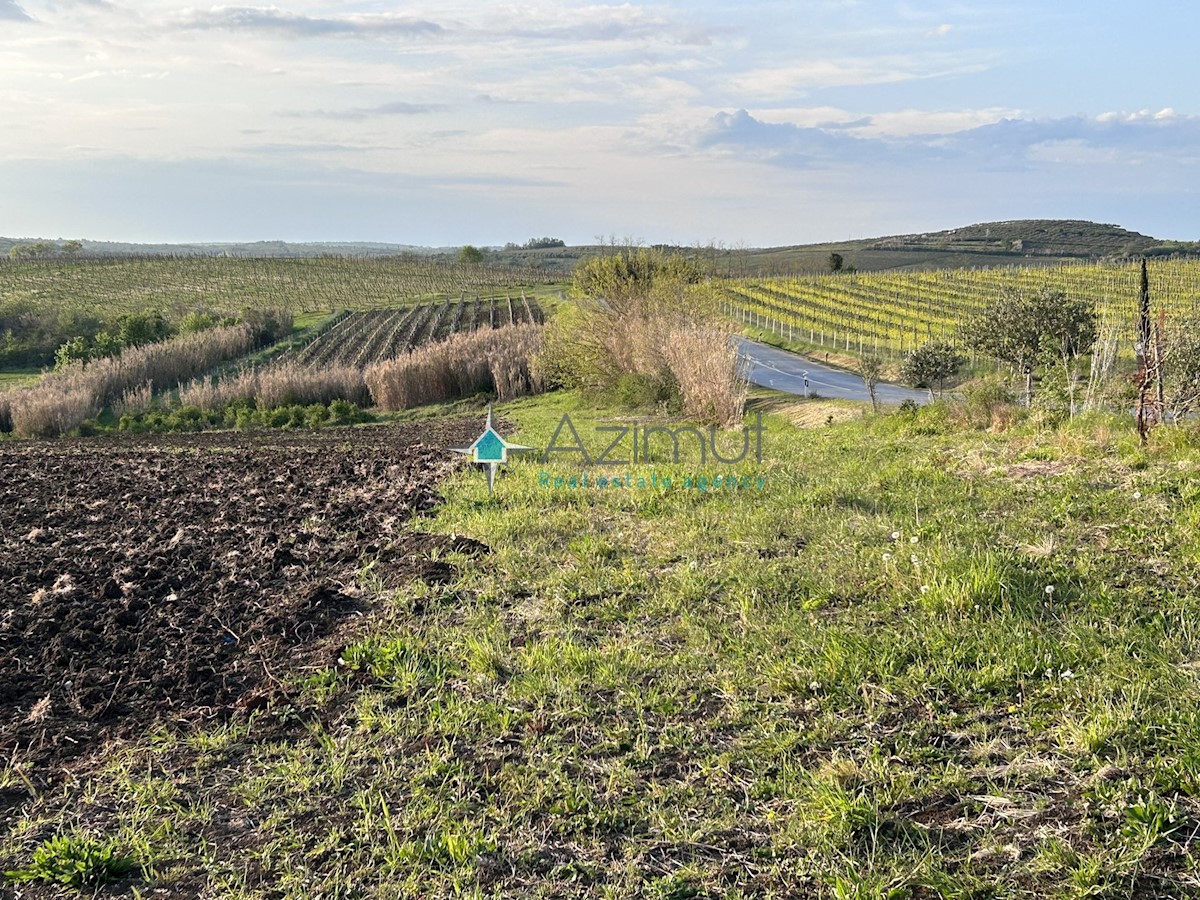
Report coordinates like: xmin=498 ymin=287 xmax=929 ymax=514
xmin=0 ymin=420 xmax=482 ymax=795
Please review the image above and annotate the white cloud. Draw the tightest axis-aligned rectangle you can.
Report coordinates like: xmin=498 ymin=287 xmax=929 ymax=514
xmin=696 ymin=108 xmax=1200 ymax=172
xmin=172 ymin=7 xmax=446 ymax=39
xmin=724 ymin=52 xmax=990 ymax=101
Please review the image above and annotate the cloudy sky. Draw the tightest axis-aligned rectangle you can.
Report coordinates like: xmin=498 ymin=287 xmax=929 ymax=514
xmin=1 ymin=0 xmax=1197 ymax=245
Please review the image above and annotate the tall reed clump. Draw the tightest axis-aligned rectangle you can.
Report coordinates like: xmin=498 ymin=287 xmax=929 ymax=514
xmin=366 ymin=323 xmax=545 ymax=410
xmin=112 ymin=380 xmax=155 ymax=418
xmin=5 ymin=383 xmax=96 ymax=438
xmin=536 ymin=250 xmax=747 ymax=428
xmin=179 ymin=363 xmax=369 ymax=410
xmin=5 ymin=316 xmax=290 ymax=437
xmin=662 ymin=324 xmax=748 ymax=428
xmin=0 ymin=392 xmax=12 ymax=433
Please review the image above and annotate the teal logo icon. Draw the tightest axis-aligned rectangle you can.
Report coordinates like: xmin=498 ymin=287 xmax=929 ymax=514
xmin=452 ymin=406 xmax=532 ymax=494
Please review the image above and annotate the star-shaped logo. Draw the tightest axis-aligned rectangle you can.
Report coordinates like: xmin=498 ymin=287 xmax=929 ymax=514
xmin=452 ymin=405 xmax=533 ymax=494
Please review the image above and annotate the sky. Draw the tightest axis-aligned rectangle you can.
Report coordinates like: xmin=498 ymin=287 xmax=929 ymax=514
xmin=0 ymin=0 xmax=1197 ymax=246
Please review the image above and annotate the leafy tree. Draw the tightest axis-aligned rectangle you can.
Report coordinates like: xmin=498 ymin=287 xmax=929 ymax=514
xmin=115 ymin=311 xmax=173 ymax=347
xmin=828 ymin=252 xmax=844 ymax=273
xmin=964 ymin=288 xmax=1097 ymax=407
xmin=459 ymin=245 xmax=486 ymax=264
xmin=53 ymin=336 xmax=91 ymax=370
xmin=900 ymin=340 xmax=964 ymax=399
xmin=572 ymin=248 xmax=702 ymax=299
xmin=8 ymin=242 xmax=54 ymax=261
xmin=61 ymin=240 xmax=84 ymax=257
xmin=858 ymin=354 xmax=883 ymax=412
xmin=1160 ymin=314 xmax=1200 ymax=421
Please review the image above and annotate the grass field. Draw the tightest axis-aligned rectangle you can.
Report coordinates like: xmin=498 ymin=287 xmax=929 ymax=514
xmin=5 ymin=391 xmax=1200 ymax=897
xmin=0 ymin=369 xmax=41 ymax=389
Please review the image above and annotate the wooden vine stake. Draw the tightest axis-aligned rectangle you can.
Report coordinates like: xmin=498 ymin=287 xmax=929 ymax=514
xmin=1134 ymin=258 xmax=1162 ymax=444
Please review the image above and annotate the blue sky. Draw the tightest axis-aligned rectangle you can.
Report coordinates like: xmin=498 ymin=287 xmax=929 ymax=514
xmin=0 ymin=0 xmax=1196 ymax=245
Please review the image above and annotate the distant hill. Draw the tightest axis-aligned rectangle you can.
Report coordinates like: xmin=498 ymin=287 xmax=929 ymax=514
xmin=730 ymin=220 xmax=1200 ymax=275
xmin=2 ymin=220 xmax=1195 ymax=275
xmin=0 ymin=238 xmax=441 ymax=259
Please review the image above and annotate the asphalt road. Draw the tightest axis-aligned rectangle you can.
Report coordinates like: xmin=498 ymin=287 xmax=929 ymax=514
xmin=737 ymin=338 xmax=931 ymax=405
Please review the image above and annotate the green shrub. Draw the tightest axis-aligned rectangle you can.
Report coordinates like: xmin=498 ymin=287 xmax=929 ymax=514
xmin=5 ymin=835 xmax=136 ymax=889
xmin=614 ymin=372 xmax=681 ymax=410
xmin=572 ymin=247 xmax=702 ymax=298
xmin=178 ymin=312 xmax=229 ymax=334
xmin=961 ymin=378 xmax=1023 ymax=430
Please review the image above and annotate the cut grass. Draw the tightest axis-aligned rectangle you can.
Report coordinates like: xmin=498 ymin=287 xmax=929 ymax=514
xmin=5 ymin=395 xmax=1200 ymax=897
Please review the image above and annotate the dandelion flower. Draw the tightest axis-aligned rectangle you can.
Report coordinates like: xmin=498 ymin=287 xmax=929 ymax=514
xmin=910 ymin=536 xmax=919 ymax=544
xmin=882 ymin=553 xmax=893 ymax=561
xmin=1132 ymin=491 xmax=1142 ymax=500
xmin=1045 ymin=585 xmax=1055 ymax=596
xmin=891 ymin=531 xmax=901 ymax=540
xmin=910 ymin=554 xmax=919 ymax=564
xmin=920 ymin=585 xmax=930 ymax=595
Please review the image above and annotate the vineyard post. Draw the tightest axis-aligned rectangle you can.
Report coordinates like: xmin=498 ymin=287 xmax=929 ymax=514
xmin=1135 ymin=258 xmax=1158 ymax=443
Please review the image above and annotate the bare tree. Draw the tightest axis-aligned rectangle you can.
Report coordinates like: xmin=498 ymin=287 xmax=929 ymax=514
xmin=859 ymin=354 xmax=883 ymax=412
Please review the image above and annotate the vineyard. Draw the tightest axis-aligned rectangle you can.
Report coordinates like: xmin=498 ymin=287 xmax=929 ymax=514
xmin=0 ymin=254 xmax=561 ymax=319
xmin=722 ymin=258 xmax=1200 ymax=357
xmin=281 ymin=293 xmax=544 ymax=369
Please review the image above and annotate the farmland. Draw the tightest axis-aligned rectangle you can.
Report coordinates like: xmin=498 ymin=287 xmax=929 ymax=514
xmin=6 ymin=245 xmax=1200 ymax=896
xmin=5 ymin=394 xmax=1200 ymax=897
xmin=0 ymin=255 xmax=562 ymax=370
xmin=282 ymin=295 xmax=545 ymax=370
xmin=0 ymin=255 xmax=559 ymax=317
xmin=0 ymin=420 xmax=481 ymax=774
xmin=723 ymin=258 xmax=1200 ymax=357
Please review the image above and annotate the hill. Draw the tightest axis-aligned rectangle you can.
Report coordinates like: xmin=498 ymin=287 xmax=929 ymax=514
xmin=2 ymin=220 xmax=1196 ymax=275
xmin=731 ymin=219 xmax=1200 ymax=275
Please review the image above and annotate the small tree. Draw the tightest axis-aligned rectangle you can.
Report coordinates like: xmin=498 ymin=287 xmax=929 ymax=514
xmin=965 ymin=287 xmax=1097 ymax=407
xmin=828 ymin=252 xmax=844 ymax=273
xmin=859 ymin=354 xmax=883 ymax=412
xmin=900 ymin=340 xmax=964 ymax=399
xmin=1159 ymin=313 xmax=1200 ymax=422
xmin=459 ymin=245 xmax=485 ymax=264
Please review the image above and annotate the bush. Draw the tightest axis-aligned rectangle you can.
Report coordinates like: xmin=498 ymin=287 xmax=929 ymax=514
xmin=957 ymin=379 xmax=1024 ymax=431
xmin=538 ymin=265 xmax=746 ymax=426
xmin=614 ymin=372 xmax=681 ymax=411
xmin=661 ymin=324 xmax=748 ymax=428
xmin=114 ymin=399 xmax=371 ymax=434
xmin=572 ymin=248 xmax=702 ymax=298
xmin=5 ymin=835 xmax=136 ymax=889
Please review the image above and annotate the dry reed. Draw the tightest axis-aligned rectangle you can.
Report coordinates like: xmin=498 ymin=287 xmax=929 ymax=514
xmin=366 ymin=324 xmax=545 ymax=410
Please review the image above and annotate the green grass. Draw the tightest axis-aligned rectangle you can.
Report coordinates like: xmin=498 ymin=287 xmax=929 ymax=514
xmin=6 ymin=394 xmax=1200 ymax=897
xmin=0 ymin=368 xmax=41 ymax=389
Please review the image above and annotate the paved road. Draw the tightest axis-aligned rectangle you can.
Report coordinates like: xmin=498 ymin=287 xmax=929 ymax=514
xmin=737 ymin=338 xmax=931 ymax=405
